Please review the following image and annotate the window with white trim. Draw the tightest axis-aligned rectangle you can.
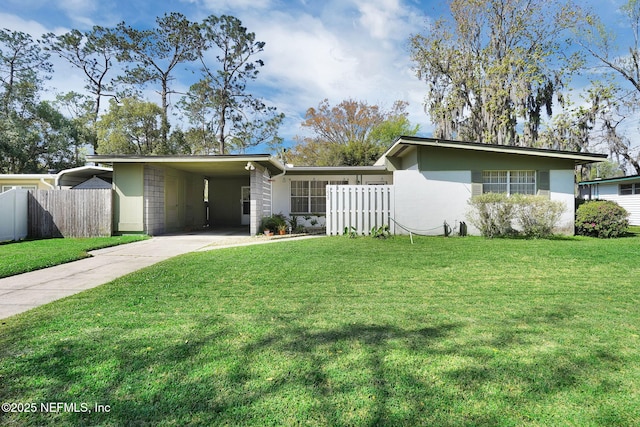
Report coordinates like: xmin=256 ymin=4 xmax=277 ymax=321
xmin=482 ymin=171 xmax=536 ymax=195
xmin=1 ymin=185 xmax=37 ymax=192
xmin=619 ymin=183 xmax=640 ymax=195
xmin=290 ymin=180 xmax=348 ymax=214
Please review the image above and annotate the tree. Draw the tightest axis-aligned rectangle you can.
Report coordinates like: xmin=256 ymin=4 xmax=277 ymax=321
xmin=573 ymin=0 xmax=640 ymax=174
xmin=96 ymin=97 xmax=166 ymax=155
xmin=0 ymin=29 xmax=58 ymax=173
xmin=44 ymin=27 xmax=119 ymax=152
xmin=115 ymin=13 xmax=202 ymax=147
xmin=0 ymin=29 xmax=52 ymax=112
xmin=287 ymin=99 xmax=419 ymax=166
xmin=187 ymin=14 xmax=283 ymax=154
xmin=409 ymin=0 xmax=582 ymax=146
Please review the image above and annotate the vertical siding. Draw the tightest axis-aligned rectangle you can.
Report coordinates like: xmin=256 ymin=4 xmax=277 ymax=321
xmin=326 ymin=185 xmax=394 ymax=235
xmin=0 ymin=189 xmax=28 ymax=241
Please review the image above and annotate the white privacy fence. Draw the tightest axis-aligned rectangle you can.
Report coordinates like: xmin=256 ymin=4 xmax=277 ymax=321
xmin=326 ymin=185 xmax=395 ymax=235
xmin=0 ymin=189 xmax=28 ymax=242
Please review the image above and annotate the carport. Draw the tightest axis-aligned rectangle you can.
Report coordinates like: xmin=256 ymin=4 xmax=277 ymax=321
xmin=87 ymin=155 xmax=286 ymax=236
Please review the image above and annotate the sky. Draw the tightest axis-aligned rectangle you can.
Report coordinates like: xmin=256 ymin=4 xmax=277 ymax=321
xmin=0 ymin=0 xmax=635 ymax=154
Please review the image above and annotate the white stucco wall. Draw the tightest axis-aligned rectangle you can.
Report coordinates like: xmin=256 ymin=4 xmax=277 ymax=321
xmin=549 ymin=169 xmax=576 ymax=233
xmin=392 ymin=169 xmax=577 ymax=236
xmin=393 ymin=170 xmax=472 ymax=236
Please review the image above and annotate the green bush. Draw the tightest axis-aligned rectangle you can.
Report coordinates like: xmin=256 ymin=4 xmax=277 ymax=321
xmin=512 ymin=194 xmax=566 ymax=238
xmin=467 ymin=193 xmax=566 ymax=238
xmin=575 ymin=200 xmax=629 ymax=238
xmin=466 ymin=193 xmax=516 ymax=238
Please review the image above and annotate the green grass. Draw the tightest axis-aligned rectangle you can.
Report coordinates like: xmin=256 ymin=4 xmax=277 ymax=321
xmin=0 ymin=235 xmax=148 ymax=278
xmin=0 ymin=235 xmax=639 ymax=426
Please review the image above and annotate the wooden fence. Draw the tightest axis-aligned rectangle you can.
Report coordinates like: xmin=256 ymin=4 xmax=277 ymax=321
xmin=326 ymin=185 xmax=395 ymax=236
xmin=28 ymin=189 xmax=112 ymax=238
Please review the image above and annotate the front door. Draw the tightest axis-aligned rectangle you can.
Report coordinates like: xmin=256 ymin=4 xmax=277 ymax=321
xmin=240 ymin=186 xmax=250 ymax=225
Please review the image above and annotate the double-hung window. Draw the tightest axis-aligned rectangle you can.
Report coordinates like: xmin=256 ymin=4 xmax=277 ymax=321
xmin=482 ymin=170 xmax=536 ymax=195
xmin=290 ymin=180 xmax=348 ymax=214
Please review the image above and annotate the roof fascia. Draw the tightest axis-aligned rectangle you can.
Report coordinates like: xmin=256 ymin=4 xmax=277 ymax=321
xmin=579 ymin=175 xmax=640 ymax=185
xmin=377 ymin=136 xmax=607 ymax=165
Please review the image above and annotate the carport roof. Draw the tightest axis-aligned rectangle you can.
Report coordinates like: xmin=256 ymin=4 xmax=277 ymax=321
xmin=87 ymin=154 xmax=286 ymax=177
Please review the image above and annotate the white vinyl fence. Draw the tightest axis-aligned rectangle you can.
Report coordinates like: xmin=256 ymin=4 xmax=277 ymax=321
xmin=0 ymin=189 xmax=29 ymax=242
xmin=326 ymin=185 xmax=395 ymax=236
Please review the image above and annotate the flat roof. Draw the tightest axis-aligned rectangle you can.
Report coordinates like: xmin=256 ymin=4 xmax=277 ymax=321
xmin=579 ymin=175 xmax=640 ymax=185
xmin=283 ymin=165 xmax=389 ymax=175
xmin=87 ymin=154 xmax=287 ymax=177
xmin=376 ymin=136 xmax=608 ymax=166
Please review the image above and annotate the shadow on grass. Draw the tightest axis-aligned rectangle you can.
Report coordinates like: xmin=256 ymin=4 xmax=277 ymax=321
xmin=0 ymin=305 xmax=631 ymax=426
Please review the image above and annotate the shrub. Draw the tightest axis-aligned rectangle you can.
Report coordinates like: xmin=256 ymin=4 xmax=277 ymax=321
xmin=467 ymin=193 xmax=566 ymax=238
xmin=512 ymin=194 xmax=566 ymax=239
xmin=466 ymin=193 xmax=516 ymax=238
xmin=575 ymin=200 xmax=629 ymax=238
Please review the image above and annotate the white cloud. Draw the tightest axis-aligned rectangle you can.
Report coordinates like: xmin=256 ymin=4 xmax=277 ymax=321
xmin=229 ymin=1 xmax=431 ymax=140
xmin=193 ymin=0 xmax=273 ymax=11
xmin=0 ymin=13 xmax=57 ymax=37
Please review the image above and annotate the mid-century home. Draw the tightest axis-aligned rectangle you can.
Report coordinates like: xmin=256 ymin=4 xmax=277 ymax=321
xmin=86 ymin=136 xmax=606 ymax=236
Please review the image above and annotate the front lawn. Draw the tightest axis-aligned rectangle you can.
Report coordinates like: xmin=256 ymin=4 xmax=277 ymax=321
xmin=0 ymin=235 xmax=148 ymax=278
xmin=0 ymin=236 xmax=639 ymax=426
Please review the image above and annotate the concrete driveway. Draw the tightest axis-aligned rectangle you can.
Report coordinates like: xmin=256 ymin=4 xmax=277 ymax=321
xmin=0 ymin=230 xmax=318 ymax=320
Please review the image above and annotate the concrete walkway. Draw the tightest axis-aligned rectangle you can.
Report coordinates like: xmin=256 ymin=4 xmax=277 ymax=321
xmin=0 ymin=231 xmax=320 ymax=320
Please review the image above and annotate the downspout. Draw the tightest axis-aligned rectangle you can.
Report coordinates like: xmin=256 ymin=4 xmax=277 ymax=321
xmin=41 ymin=177 xmax=55 ymax=189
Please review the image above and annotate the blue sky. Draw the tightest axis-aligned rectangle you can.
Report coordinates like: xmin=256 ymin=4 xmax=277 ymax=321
xmin=1 ymin=0 xmax=635 ymax=153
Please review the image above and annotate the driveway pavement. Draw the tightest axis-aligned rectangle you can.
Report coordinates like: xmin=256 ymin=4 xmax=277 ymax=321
xmin=0 ymin=231 xmax=319 ymax=320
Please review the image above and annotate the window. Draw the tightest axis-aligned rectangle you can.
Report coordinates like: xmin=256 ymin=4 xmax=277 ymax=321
xmin=482 ymin=171 xmax=536 ymax=195
xmin=619 ymin=183 xmax=640 ymax=195
xmin=290 ymin=180 xmax=348 ymax=214
xmin=1 ymin=185 xmax=37 ymax=192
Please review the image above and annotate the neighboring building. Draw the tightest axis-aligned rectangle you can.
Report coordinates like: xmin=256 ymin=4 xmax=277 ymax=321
xmin=579 ymin=175 xmax=640 ymax=225
xmin=0 ymin=166 xmax=112 ymax=192
xmin=56 ymin=166 xmax=113 ymax=189
xmin=0 ymin=174 xmax=57 ymax=192
xmin=87 ymin=136 xmax=606 ymax=236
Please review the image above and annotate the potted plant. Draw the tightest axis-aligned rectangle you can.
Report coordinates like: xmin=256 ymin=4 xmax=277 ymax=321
xmin=260 ymin=213 xmax=287 ymax=237
xmin=277 ymin=224 xmax=287 ymax=235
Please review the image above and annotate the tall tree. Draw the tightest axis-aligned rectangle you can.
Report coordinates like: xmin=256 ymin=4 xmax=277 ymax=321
xmin=573 ymin=0 xmax=640 ymax=174
xmin=409 ymin=0 xmax=582 ymax=146
xmin=187 ymin=14 xmax=283 ymax=154
xmin=0 ymin=29 xmax=56 ymax=173
xmin=43 ymin=27 xmax=119 ymax=152
xmin=0 ymin=29 xmax=52 ymax=111
xmin=287 ymin=99 xmax=419 ymax=166
xmin=115 ymin=13 xmax=202 ymax=147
